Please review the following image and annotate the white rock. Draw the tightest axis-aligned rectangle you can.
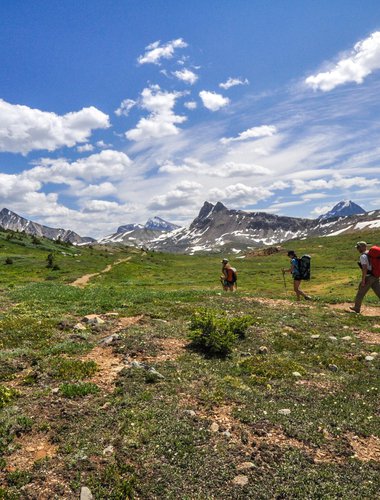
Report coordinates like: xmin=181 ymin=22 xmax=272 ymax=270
xmin=311 ymin=335 xmax=320 ymax=339
xmin=74 ymin=323 xmax=87 ymax=331
xmin=278 ymin=408 xmax=291 ymax=415
xmin=329 ymin=336 xmax=337 ymax=341
xmin=365 ymin=356 xmax=375 ymax=361
xmin=210 ymin=422 xmax=219 ymax=433
xmin=292 ymin=372 xmax=302 ymax=377
xmin=237 ymin=462 xmax=255 ymax=470
xmin=80 ymin=487 xmax=94 ymax=500
xmin=342 ymin=336 xmax=352 ymax=341
xmin=102 ymin=445 xmax=114 ymax=456
xmin=232 ymin=475 xmax=249 ymax=486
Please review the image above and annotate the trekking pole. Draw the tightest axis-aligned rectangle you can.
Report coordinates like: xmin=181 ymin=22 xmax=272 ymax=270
xmin=282 ymin=270 xmax=287 ymax=290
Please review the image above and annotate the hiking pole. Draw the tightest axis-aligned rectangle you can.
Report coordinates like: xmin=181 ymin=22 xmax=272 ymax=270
xmin=282 ymin=269 xmax=287 ymax=290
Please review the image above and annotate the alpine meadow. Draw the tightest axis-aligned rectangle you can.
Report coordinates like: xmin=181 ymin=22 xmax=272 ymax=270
xmin=2 ymin=2 xmax=380 ymax=498
xmin=0 ymin=227 xmax=379 ymax=498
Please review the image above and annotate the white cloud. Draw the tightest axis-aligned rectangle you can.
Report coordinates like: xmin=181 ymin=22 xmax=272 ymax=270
xmin=115 ymin=98 xmax=136 ymax=117
xmin=311 ymin=204 xmax=335 ymax=216
xmin=28 ymin=150 xmax=132 ymax=184
xmin=76 ymin=182 xmax=117 ymax=197
xmin=292 ymin=175 xmax=378 ymax=194
xmin=148 ymin=181 xmax=201 ymax=210
xmin=214 ymin=162 xmax=270 ymax=177
xmin=199 ymin=91 xmax=230 ymax=111
xmin=221 ymin=125 xmax=277 ymax=144
xmin=77 ymin=143 xmax=94 ymax=153
xmin=0 ymin=99 xmax=110 ymax=155
xmin=125 ymin=85 xmax=187 ymax=142
xmin=184 ymin=101 xmax=197 ymax=110
xmin=305 ymin=31 xmax=380 ymax=91
xmin=209 ymin=183 xmax=272 ymax=205
xmin=219 ymin=77 xmax=249 ymax=90
xmin=173 ymin=68 xmax=199 ymax=85
xmin=137 ymin=38 xmax=188 ymax=65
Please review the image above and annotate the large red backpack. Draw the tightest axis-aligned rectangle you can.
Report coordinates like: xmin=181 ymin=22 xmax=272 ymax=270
xmin=368 ymin=246 xmax=380 ymax=277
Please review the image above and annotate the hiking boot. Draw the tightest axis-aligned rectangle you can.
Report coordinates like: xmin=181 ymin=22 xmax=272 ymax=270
xmin=349 ymin=306 xmax=360 ymax=314
xmin=304 ymin=295 xmax=312 ymax=300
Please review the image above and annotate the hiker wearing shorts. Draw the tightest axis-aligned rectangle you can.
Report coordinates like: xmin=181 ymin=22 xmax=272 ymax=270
xmin=283 ymin=250 xmax=311 ymax=301
xmin=221 ymin=258 xmax=236 ymax=292
xmin=350 ymin=241 xmax=380 ymax=313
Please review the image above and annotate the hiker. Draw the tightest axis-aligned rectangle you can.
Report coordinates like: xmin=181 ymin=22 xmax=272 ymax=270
xmin=350 ymin=241 xmax=380 ymax=313
xmin=282 ymin=250 xmax=311 ymax=301
xmin=220 ymin=258 xmax=237 ymax=292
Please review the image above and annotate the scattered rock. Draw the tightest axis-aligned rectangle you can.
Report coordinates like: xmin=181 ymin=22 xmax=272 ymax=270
xmin=98 ymin=334 xmax=120 ymax=346
xmin=223 ymin=431 xmax=232 ymax=438
xmin=341 ymin=336 xmax=352 ymax=341
xmin=148 ymin=367 xmax=165 ymax=379
xmin=73 ymin=323 xmax=87 ymax=331
xmin=329 ymin=336 xmax=337 ymax=341
xmin=258 ymin=346 xmax=268 ymax=355
xmin=185 ymin=410 xmax=196 ymax=418
xmin=102 ymin=445 xmax=114 ymax=456
xmin=281 ymin=332 xmax=288 ymax=337
xmin=311 ymin=335 xmax=320 ymax=339
xmin=232 ymin=475 xmax=249 ymax=486
xmin=210 ymin=422 xmax=219 ymax=433
xmin=83 ymin=315 xmax=105 ymax=325
xmin=278 ymin=408 xmax=291 ymax=416
xmin=328 ymin=364 xmax=338 ymax=372
xmin=104 ymin=312 xmax=119 ymax=317
xmin=237 ymin=462 xmax=255 ymax=470
xmin=292 ymin=372 xmax=302 ymax=377
xmin=365 ymin=356 xmax=375 ymax=361
xmin=51 ymin=388 xmax=59 ymax=394
xmin=80 ymin=486 xmax=94 ymax=500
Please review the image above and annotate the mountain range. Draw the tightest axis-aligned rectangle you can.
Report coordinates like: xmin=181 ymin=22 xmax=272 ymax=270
xmin=0 ymin=200 xmax=379 ymax=253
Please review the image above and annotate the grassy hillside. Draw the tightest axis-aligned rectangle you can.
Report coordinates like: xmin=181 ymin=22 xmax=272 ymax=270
xmin=0 ymin=229 xmax=379 ymax=498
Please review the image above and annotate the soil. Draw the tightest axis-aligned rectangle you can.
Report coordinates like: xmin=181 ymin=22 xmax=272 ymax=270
xmin=70 ymin=257 xmax=131 ymax=288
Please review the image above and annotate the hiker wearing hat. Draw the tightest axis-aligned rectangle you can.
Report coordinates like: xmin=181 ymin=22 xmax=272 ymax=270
xmin=350 ymin=241 xmax=380 ymax=313
xmin=220 ymin=258 xmax=237 ymax=292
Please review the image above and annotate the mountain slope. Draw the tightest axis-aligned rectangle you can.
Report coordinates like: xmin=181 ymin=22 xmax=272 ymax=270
xmin=0 ymin=208 xmax=94 ymax=244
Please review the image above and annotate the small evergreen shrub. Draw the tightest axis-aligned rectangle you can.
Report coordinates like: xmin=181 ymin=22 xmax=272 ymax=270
xmin=60 ymin=382 xmax=100 ymax=398
xmin=188 ymin=309 xmax=252 ymax=357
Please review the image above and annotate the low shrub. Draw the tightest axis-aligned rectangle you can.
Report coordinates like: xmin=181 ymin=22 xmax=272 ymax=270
xmin=60 ymin=382 xmax=100 ymax=398
xmin=188 ymin=309 xmax=253 ymax=357
xmin=0 ymin=385 xmax=17 ymax=409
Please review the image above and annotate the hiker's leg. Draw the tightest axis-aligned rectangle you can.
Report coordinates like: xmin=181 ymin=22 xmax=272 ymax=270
xmin=294 ymin=279 xmax=308 ymax=300
xmin=370 ymin=277 xmax=380 ymax=300
xmin=354 ymin=278 xmax=372 ymax=312
xmin=293 ymin=280 xmax=302 ymax=300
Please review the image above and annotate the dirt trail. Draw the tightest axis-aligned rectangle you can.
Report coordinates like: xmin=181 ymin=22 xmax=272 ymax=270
xmin=70 ymin=257 xmax=131 ymax=288
xmin=328 ymin=302 xmax=380 ymax=317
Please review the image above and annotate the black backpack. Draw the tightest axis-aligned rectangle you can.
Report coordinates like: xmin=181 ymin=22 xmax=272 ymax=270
xmin=298 ymin=255 xmax=311 ymax=280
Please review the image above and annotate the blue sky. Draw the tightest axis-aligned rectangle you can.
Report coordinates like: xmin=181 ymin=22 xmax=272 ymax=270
xmin=1 ymin=0 xmax=380 ymax=237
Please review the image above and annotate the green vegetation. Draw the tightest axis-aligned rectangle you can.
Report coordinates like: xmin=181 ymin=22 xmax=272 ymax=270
xmin=0 ymin=228 xmax=379 ymax=498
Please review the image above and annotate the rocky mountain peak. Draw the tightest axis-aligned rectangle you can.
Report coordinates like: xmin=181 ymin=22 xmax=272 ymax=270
xmin=318 ymin=200 xmax=365 ymax=221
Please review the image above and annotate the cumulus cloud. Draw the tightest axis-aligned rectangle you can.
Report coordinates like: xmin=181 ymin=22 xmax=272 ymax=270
xmin=28 ymin=150 xmax=132 ymax=184
xmin=148 ymin=181 xmax=201 ymax=210
xmin=311 ymin=204 xmax=335 ymax=216
xmin=173 ymin=68 xmax=199 ymax=84
xmin=305 ymin=31 xmax=380 ymax=91
xmin=125 ymin=85 xmax=187 ymax=141
xmin=219 ymin=77 xmax=249 ymax=90
xmin=115 ymin=98 xmax=136 ymax=117
xmin=221 ymin=125 xmax=277 ymax=144
xmin=209 ymin=183 xmax=272 ymax=205
xmin=184 ymin=101 xmax=197 ymax=110
xmin=76 ymin=182 xmax=118 ymax=197
xmin=137 ymin=38 xmax=188 ymax=65
xmin=77 ymin=143 xmax=94 ymax=153
xmin=292 ymin=175 xmax=378 ymax=194
xmin=0 ymin=99 xmax=110 ymax=155
xmin=199 ymin=91 xmax=230 ymax=111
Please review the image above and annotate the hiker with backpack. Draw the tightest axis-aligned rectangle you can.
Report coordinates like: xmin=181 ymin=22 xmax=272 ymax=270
xmin=350 ymin=241 xmax=380 ymax=313
xmin=221 ymin=258 xmax=237 ymax=292
xmin=282 ymin=250 xmax=311 ymax=301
